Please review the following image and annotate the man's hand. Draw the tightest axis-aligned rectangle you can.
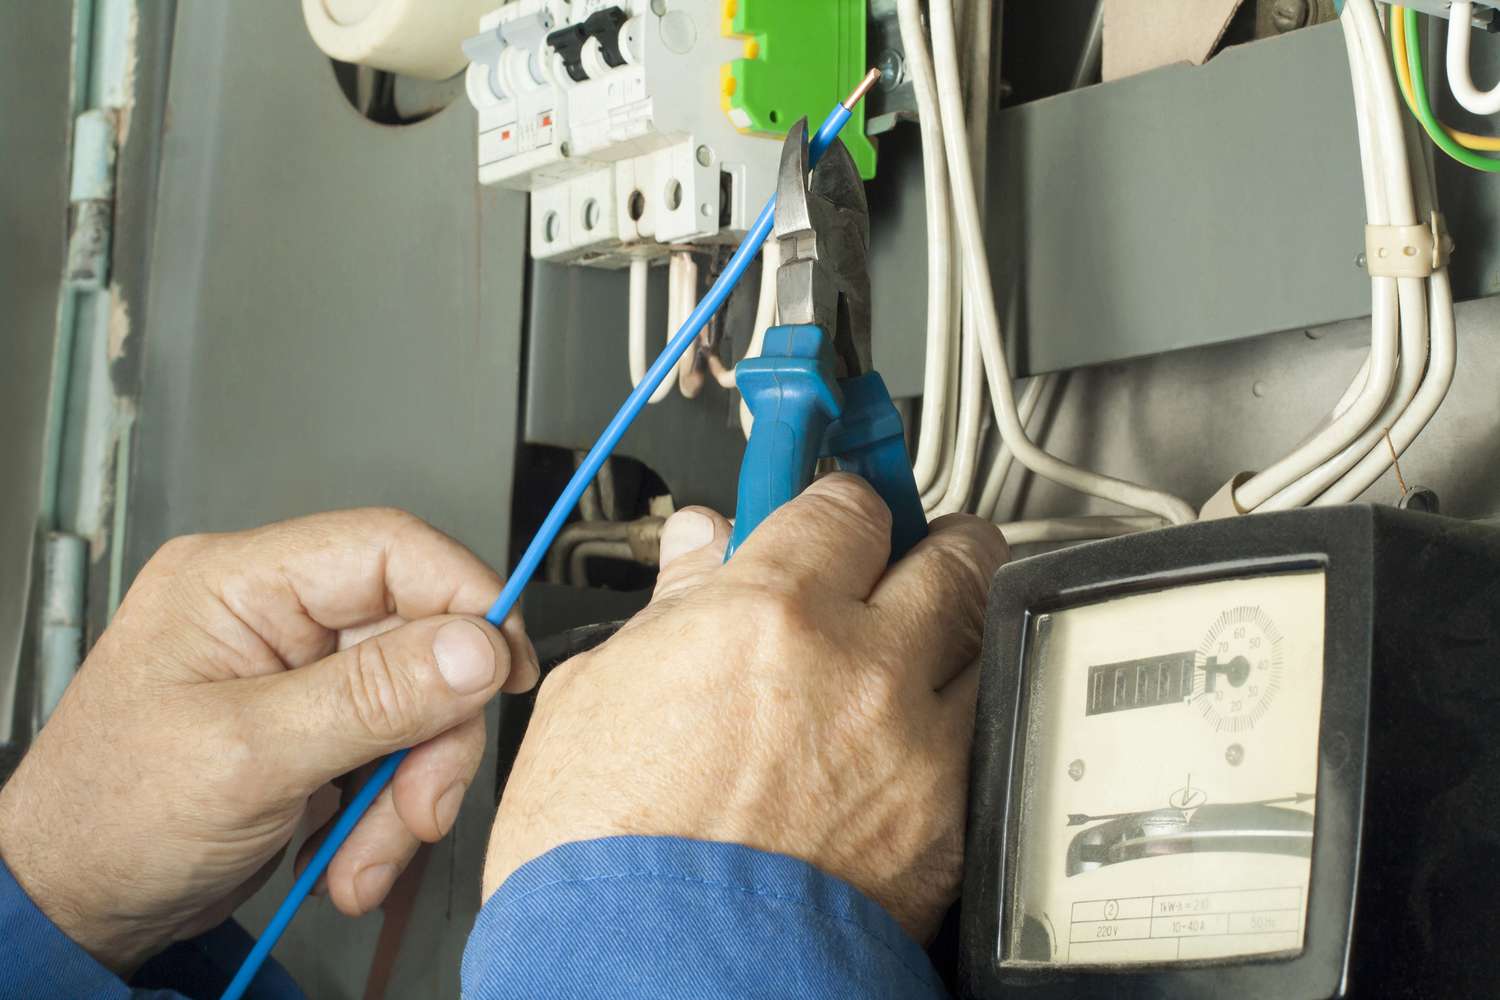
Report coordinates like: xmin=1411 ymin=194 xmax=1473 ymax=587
xmin=0 ymin=508 xmax=536 ymax=973
xmin=485 ymin=475 xmax=1006 ymax=942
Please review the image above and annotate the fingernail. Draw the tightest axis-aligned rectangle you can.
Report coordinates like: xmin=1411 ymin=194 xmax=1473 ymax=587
xmin=433 ymin=620 xmax=497 ymax=694
xmin=659 ymin=509 xmax=717 ymax=567
xmin=435 ymin=781 xmax=467 ymax=835
xmin=354 ymin=863 xmax=398 ymax=911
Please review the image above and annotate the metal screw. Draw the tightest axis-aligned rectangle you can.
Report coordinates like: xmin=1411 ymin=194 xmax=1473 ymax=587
xmin=1225 ymin=743 xmax=1245 ymax=766
xmin=1397 ymin=486 xmax=1440 ymax=513
xmin=1355 ymin=250 xmax=1368 ymax=270
xmin=1271 ymin=0 xmax=1309 ymax=33
xmin=695 ymin=144 xmax=713 ymax=166
xmin=875 ymin=49 xmax=905 ymax=91
xmin=1252 ymin=380 xmax=1268 ymax=399
xmin=1068 ymin=759 xmax=1086 ymax=782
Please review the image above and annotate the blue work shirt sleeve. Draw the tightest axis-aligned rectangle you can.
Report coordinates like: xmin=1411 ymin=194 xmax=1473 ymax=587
xmin=461 ymin=836 xmax=952 ymax=1000
xmin=0 ymin=856 xmax=303 ymax=1000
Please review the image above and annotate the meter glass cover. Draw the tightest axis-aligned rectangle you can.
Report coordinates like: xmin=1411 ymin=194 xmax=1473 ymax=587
xmin=1004 ymin=571 xmax=1325 ymax=968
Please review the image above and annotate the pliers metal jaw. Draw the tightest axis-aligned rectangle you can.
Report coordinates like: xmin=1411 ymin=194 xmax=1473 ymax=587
xmin=773 ymin=119 xmax=872 ymax=380
xmin=726 ymin=120 xmax=927 ymax=562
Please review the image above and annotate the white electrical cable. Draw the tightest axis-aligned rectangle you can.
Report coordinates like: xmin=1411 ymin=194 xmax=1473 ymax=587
xmin=1313 ymin=0 xmax=1456 ymax=504
xmin=1264 ymin=9 xmax=1432 ymax=510
xmin=1272 ymin=0 xmax=1453 ymax=507
xmin=896 ymin=0 xmax=958 ymax=496
xmin=976 ymin=375 xmax=1048 ymax=520
xmin=996 ymin=515 xmax=1165 ymax=546
xmin=1317 ymin=273 xmax=1454 ymax=504
xmin=629 ymin=258 xmax=675 ymax=404
xmin=1445 ymin=2 xmax=1500 ymax=115
xmin=920 ymin=0 xmax=1198 ymax=526
xmin=737 ymin=242 xmax=780 ymax=437
xmin=1233 ymin=1 xmax=1416 ymax=513
xmin=1265 ymin=282 xmax=1427 ymax=509
xmin=673 ymin=252 xmax=708 ymax=398
xmin=928 ymin=307 xmax=986 ymax=514
xmin=927 ymin=0 xmax=992 ymax=515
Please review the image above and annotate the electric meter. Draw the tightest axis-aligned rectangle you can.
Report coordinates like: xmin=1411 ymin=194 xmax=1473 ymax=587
xmin=961 ymin=506 xmax=1500 ymax=999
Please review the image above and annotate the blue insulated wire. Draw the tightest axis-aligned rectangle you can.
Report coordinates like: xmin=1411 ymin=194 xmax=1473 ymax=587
xmin=221 ymin=100 xmax=856 ymax=1000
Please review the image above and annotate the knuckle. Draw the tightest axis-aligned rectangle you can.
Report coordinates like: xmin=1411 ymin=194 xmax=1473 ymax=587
xmin=149 ymin=532 xmax=211 ymax=569
xmin=355 ymin=506 xmax=425 ymax=540
xmin=530 ymin=658 xmax=579 ymax=712
xmin=805 ymin=476 xmax=892 ymax=534
xmin=738 ymin=583 xmax=819 ymax=645
xmin=344 ymin=639 xmax=421 ymax=742
xmin=920 ymin=542 xmax=994 ymax=610
xmin=368 ymin=505 xmax=421 ymax=527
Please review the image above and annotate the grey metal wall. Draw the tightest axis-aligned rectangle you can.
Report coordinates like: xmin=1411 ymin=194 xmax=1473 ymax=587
xmin=124 ymin=4 xmax=528 ymax=996
xmin=0 ymin=2 xmax=73 ymax=750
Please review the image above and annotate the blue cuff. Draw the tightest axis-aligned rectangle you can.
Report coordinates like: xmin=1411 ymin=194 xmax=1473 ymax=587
xmin=461 ymin=836 xmax=949 ymax=1000
xmin=0 ymin=856 xmax=131 ymax=1000
xmin=0 ymin=856 xmax=303 ymax=1000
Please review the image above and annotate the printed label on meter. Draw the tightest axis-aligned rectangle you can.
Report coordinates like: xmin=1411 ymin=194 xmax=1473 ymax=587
xmin=1005 ymin=571 xmax=1325 ymax=967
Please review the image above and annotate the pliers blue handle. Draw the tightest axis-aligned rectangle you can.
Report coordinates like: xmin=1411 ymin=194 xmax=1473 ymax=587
xmin=726 ymin=324 xmax=927 ymax=562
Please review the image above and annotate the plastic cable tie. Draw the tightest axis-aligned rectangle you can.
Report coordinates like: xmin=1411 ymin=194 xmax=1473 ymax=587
xmin=1364 ymin=212 xmax=1453 ymax=278
xmin=1199 ymin=472 xmax=1255 ymax=521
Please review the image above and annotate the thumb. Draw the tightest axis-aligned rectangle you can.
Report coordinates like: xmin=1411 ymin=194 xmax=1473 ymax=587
xmin=247 ymin=615 xmax=510 ymax=790
xmin=652 ymin=507 xmax=732 ymax=602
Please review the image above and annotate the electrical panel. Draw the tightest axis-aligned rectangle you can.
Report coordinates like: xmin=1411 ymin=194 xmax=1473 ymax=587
xmin=462 ymin=0 xmax=872 ymax=268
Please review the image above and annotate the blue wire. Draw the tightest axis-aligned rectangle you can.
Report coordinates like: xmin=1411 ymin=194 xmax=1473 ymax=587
xmin=221 ymin=102 xmax=854 ymax=1000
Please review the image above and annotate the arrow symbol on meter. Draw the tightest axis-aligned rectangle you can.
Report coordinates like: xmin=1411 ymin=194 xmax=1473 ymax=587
xmin=1242 ymin=791 xmax=1315 ymax=808
xmin=1066 ymin=791 xmax=1314 ymax=827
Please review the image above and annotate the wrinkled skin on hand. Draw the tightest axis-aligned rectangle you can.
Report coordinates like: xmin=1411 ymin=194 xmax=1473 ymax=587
xmin=485 ymin=474 xmax=1007 ymax=942
xmin=0 ymin=509 xmax=537 ymax=973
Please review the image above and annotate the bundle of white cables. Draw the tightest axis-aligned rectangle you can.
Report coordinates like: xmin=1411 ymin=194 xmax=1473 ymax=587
xmin=1228 ymin=0 xmax=1454 ymax=513
xmin=896 ymin=0 xmax=1198 ymax=537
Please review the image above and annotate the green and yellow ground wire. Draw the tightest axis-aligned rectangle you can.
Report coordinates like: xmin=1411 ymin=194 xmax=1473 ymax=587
xmin=1391 ymin=6 xmax=1500 ymax=171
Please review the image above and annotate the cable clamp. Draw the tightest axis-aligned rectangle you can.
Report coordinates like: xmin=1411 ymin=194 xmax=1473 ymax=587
xmin=1199 ymin=472 xmax=1254 ymax=521
xmin=1364 ymin=212 xmax=1453 ymax=278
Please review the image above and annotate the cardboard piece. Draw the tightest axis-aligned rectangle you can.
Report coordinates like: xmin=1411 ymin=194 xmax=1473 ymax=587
xmin=1102 ymin=0 xmax=1249 ymax=83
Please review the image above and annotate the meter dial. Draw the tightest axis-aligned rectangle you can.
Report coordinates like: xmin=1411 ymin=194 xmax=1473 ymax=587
xmin=1192 ymin=606 xmax=1284 ymax=733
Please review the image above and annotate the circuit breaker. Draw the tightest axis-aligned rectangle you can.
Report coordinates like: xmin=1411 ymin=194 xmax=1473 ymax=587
xmin=462 ymin=0 xmax=873 ymax=267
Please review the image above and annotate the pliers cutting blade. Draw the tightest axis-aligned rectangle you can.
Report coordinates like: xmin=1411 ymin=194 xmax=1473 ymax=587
xmin=726 ymin=120 xmax=928 ymax=560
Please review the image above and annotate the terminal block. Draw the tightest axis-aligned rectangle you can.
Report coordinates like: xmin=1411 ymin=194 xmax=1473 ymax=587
xmin=464 ymin=0 xmax=877 ymax=267
xmin=722 ymin=0 xmax=876 ymax=181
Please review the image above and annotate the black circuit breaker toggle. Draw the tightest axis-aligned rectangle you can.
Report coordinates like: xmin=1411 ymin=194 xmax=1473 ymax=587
xmin=547 ymin=7 xmax=630 ymax=83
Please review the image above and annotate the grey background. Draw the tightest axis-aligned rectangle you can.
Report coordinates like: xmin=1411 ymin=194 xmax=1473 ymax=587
xmin=5 ymin=2 xmax=1500 ymax=996
xmin=0 ymin=1 xmax=73 ymax=749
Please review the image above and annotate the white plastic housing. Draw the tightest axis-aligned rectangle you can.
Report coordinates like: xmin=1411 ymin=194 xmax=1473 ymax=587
xmin=464 ymin=0 xmax=781 ymax=267
xmin=303 ymin=0 xmax=498 ymax=80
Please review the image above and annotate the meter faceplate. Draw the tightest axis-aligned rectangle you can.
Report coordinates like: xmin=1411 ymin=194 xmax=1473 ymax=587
xmin=1008 ymin=571 xmax=1325 ymax=968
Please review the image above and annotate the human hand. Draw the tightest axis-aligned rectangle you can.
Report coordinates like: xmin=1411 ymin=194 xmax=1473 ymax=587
xmin=484 ymin=475 xmax=1006 ymax=942
xmin=0 ymin=508 xmax=536 ymax=973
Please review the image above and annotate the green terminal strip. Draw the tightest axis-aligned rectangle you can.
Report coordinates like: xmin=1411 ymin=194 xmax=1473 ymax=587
xmin=720 ymin=0 xmax=878 ymax=181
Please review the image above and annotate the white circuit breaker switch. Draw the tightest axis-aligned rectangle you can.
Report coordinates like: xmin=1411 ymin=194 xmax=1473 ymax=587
xmin=464 ymin=0 xmax=782 ymax=268
xmin=478 ymin=120 xmax=518 ymax=163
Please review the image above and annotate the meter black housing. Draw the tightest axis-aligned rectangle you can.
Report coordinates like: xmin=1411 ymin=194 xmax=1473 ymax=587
xmin=960 ymin=505 xmax=1500 ymax=999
